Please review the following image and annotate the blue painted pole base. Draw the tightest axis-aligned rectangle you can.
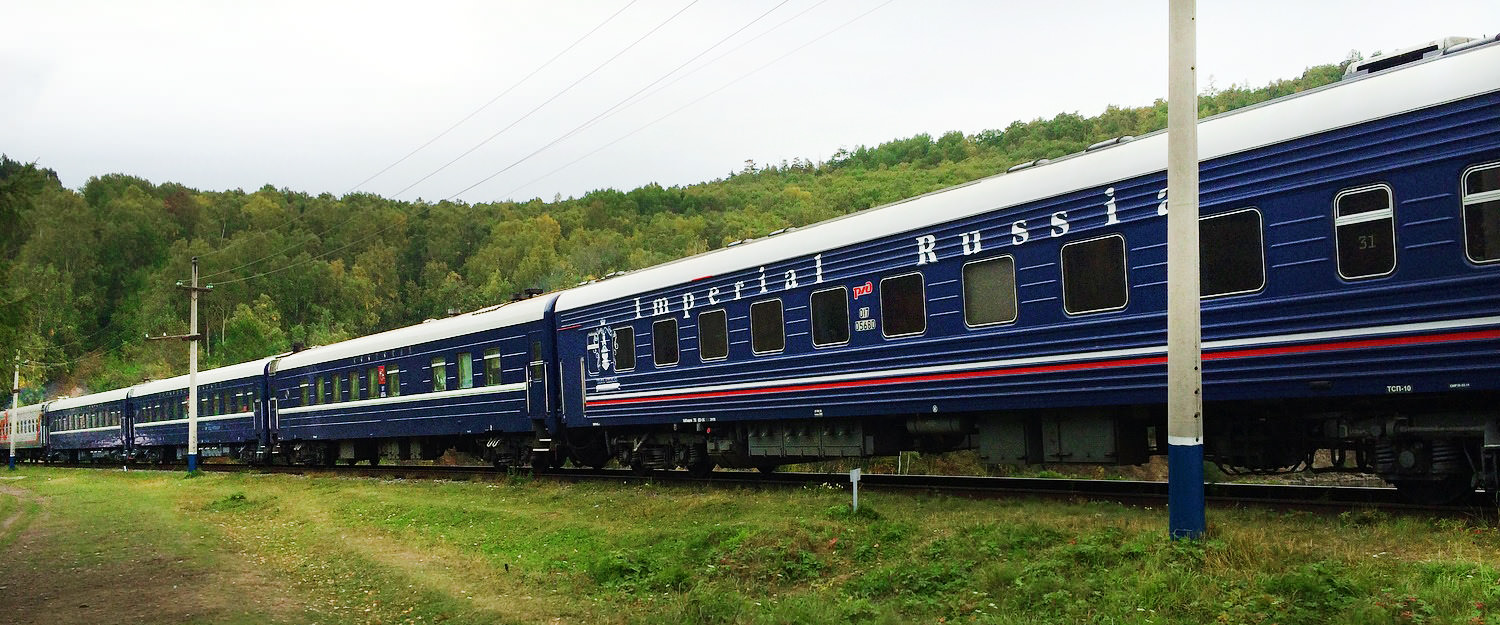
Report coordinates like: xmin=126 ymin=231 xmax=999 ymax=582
xmin=187 ymin=453 xmax=199 ymax=473
xmin=7 ymin=455 xmax=14 ymax=471
xmin=1168 ymin=443 xmax=1206 ymax=540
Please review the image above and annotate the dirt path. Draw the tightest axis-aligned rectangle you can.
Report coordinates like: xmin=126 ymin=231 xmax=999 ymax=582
xmin=0 ymin=481 xmax=306 ymax=625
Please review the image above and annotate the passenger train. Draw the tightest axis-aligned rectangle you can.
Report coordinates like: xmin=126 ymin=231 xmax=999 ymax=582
xmin=8 ymin=35 xmax=1500 ymax=502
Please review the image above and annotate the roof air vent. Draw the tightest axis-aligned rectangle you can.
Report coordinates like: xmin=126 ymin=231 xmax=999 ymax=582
xmin=1086 ymin=136 xmax=1134 ymax=152
xmin=1344 ymin=36 xmax=1473 ymax=78
xmin=1006 ymin=159 xmax=1049 ymax=173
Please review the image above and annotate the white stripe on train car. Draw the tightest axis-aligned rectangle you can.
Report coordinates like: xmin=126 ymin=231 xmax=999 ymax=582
xmin=134 ymin=411 xmax=255 ymax=428
xmin=275 ymin=382 xmax=526 ymax=416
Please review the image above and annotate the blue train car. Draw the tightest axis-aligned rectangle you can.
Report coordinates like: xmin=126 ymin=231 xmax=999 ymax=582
xmin=552 ymin=37 xmax=1500 ymax=494
xmin=127 ymin=357 xmax=276 ymax=463
xmin=268 ymin=295 xmax=559 ymax=466
xmin=45 ymin=388 xmax=131 ymax=462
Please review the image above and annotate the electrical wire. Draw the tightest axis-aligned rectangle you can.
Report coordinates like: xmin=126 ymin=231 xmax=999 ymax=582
xmin=443 ymin=0 xmax=799 ymax=201
xmin=200 ymin=1 xmax=643 ymax=280
xmin=389 ymin=0 xmax=703 ymax=200
xmin=342 ymin=0 xmax=640 ymax=195
xmin=496 ymin=0 xmax=899 ymax=200
xmin=192 ymin=0 xmax=895 ymax=288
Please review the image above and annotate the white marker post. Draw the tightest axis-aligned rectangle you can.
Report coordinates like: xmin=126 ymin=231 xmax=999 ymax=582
xmin=850 ymin=468 xmax=861 ymax=512
xmin=1167 ymin=0 xmax=1206 ymax=539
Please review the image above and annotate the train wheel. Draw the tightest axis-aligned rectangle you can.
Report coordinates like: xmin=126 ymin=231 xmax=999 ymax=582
xmin=756 ymin=463 xmax=780 ymax=474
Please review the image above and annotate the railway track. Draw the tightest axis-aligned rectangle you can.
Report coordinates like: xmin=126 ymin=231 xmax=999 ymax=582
xmin=159 ymin=462 xmax=1498 ymax=517
xmin=28 ymin=461 xmax=1493 ymax=516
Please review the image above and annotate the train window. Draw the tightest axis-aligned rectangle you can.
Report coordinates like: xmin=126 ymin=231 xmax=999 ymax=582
xmin=458 ymin=353 xmax=474 ymax=389
xmin=698 ymin=309 xmax=728 ymax=361
xmin=318 ymin=377 xmax=329 ymax=405
xmin=1062 ymin=234 xmax=1129 ymax=314
xmin=1334 ymin=184 xmax=1396 ymax=279
xmin=332 ymin=374 xmax=343 ymax=403
xmin=880 ymin=273 xmax=926 ymax=337
xmin=368 ymin=368 xmax=380 ymax=398
xmin=809 ymin=287 xmax=850 ymax=347
xmin=388 ymin=368 xmax=401 ymax=397
xmin=1463 ymin=162 xmax=1500 ymax=264
xmin=301 ymin=381 xmax=310 ymax=406
xmin=431 ymin=357 xmax=448 ymax=392
xmin=529 ymin=341 xmax=546 ymax=382
xmin=1201 ymin=209 xmax=1265 ymax=297
xmin=215 ymin=393 xmax=223 ymax=415
xmin=653 ymin=318 xmax=679 ymax=367
xmin=350 ymin=371 xmax=362 ymax=401
xmin=750 ymin=299 xmax=785 ymax=354
xmin=485 ymin=349 xmax=502 ymax=385
xmin=613 ymin=326 xmax=636 ymax=371
xmin=962 ymin=256 xmax=1018 ymax=327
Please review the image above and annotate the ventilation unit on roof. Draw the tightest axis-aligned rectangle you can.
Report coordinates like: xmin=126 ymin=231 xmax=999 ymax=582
xmin=1086 ymin=136 xmax=1134 ymax=152
xmin=1006 ymin=159 xmax=1049 ymax=173
xmin=1343 ymin=36 xmax=1476 ymax=78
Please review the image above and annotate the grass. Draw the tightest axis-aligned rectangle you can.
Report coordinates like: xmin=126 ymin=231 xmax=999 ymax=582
xmin=2 ymin=467 xmax=1498 ymax=625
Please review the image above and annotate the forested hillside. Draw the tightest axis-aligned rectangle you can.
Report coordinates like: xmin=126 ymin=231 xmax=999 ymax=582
xmin=0 ymin=61 xmax=1349 ymax=399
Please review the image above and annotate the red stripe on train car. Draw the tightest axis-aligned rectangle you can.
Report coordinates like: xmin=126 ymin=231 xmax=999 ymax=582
xmin=585 ymin=327 xmax=1500 ymax=407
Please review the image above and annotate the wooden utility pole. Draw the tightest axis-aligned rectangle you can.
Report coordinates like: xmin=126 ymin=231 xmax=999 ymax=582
xmin=1167 ymin=0 xmax=1206 ymax=539
xmin=149 ymin=257 xmax=212 ymax=472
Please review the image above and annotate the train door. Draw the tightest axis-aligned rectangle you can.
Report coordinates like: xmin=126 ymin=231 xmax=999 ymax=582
xmin=526 ymin=333 xmax=548 ymax=418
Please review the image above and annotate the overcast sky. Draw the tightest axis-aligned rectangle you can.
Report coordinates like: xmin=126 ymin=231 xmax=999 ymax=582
xmin=3 ymin=1 xmax=1497 ymax=205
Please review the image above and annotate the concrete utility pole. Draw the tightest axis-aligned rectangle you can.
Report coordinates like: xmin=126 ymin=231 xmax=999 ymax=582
xmin=9 ymin=352 xmax=18 ymax=471
xmin=149 ymin=257 xmax=212 ymax=472
xmin=1167 ymin=0 xmax=1206 ymax=540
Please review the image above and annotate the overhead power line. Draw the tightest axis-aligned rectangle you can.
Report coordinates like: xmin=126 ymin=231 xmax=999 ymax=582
xmin=200 ymin=0 xmax=894 ymax=289
xmin=496 ymin=0 xmax=899 ymax=201
xmin=200 ymin=1 xmax=642 ymax=281
xmin=390 ymin=0 xmax=703 ymax=200
xmin=342 ymin=0 xmax=641 ymax=195
xmin=444 ymin=0 xmax=799 ymax=201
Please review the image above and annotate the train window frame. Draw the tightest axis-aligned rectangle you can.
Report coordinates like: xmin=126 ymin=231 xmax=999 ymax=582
xmin=484 ymin=348 xmax=502 ymax=386
xmin=350 ymin=371 xmax=362 ymax=401
xmin=613 ymin=325 xmax=637 ymax=372
xmin=961 ymin=255 xmax=1019 ymax=328
xmin=1200 ymin=207 xmax=1267 ymax=298
xmin=1333 ymin=183 xmax=1397 ymax=280
xmin=1060 ymin=233 xmax=1130 ymax=315
xmin=750 ymin=298 xmax=786 ymax=355
xmin=697 ymin=309 xmax=729 ymax=362
xmin=332 ymin=373 xmax=343 ymax=402
xmin=458 ymin=352 xmax=475 ymax=389
xmin=1462 ymin=161 xmax=1500 ymax=265
xmin=809 ymin=286 xmax=851 ymax=348
xmin=431 ymin=357 xmax=448 ymax=392
xmin=388 ymin=368 xmax=402 ymax=397
xmin=653 ymin=318 xmax=680 ymax=367
xmin=880 ymin=272 xmax=927 ymax=338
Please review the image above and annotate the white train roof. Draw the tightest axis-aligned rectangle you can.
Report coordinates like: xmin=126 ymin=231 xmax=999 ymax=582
xmin=129 ymin=356 xmax=278 ymax=397
xmin=48 ymin=387 xmax=132 ymax=411
xmin=555 ymin=37 xmax=1500 ymax=313
xmin=4 ymin=403 xmax=44 ymax=418
xmin=274 ymin=294 xmax=554 ymax=371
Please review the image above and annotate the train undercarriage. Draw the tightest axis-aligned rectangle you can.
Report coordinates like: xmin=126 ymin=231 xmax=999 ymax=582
xmin=573 ymin=392 xmax=1498 ymax=504
xmin=51 ymin=392 xmax=1492 ymax=506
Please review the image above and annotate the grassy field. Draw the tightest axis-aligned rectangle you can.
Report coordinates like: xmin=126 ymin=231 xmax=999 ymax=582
xmin=0 ymin=467 xmax=1496 ymax=625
